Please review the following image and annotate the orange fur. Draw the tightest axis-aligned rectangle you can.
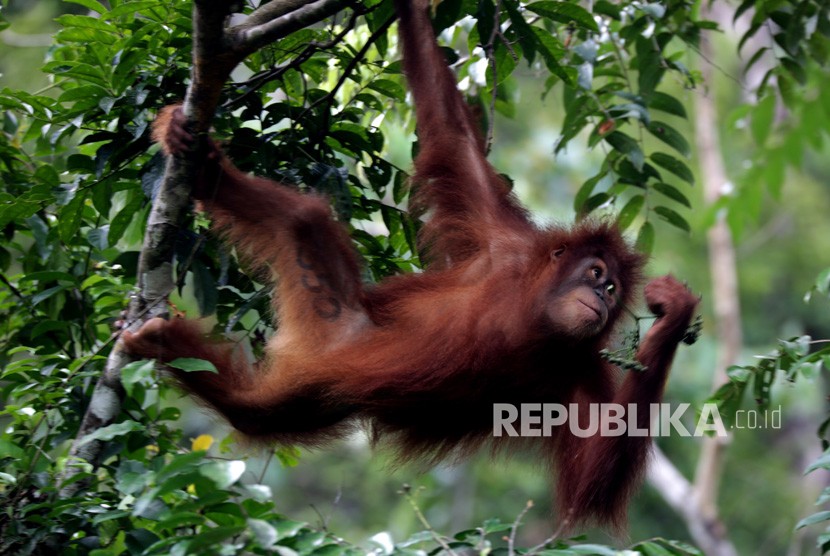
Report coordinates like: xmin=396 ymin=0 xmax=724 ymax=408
xmin=124 ymin=0 xmax=698 ymax=531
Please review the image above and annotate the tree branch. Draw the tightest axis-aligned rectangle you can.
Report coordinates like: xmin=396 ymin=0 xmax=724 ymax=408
xmin=690 ymin=4 xmax=739 ymax=549
xmin=648 ymin=447 xmax=737 ymax=556
xmin=62 ymin=0 xmax=350 ymax=496
xmin=645 ymin=5 xmax=740 ymax=553
xmin=241 ymin=0 xmax=326 ymax=29
xmin=232 ymin=0 xmax=354 ymax=57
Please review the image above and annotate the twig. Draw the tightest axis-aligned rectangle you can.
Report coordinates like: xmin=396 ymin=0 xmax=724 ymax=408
xmin=301 ymin=13 xmax=396 ymax=143
xmin=483 ymin=0 xmax=503 ymax=152
xmin=525 ymin=509 xmax=570 ymax=555
xmin=234 ymin=0 xmax=354 ymax=56
xmin=507 ymin=500 xmax=533 ymax=556
xmin=400 ymin=485 xmax=458 ymax=556
xmin=226 ymin=7 xmax=363 ymax=109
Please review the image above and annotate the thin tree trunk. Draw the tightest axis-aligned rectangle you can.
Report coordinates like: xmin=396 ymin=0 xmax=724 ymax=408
xmin=61 ymin=0 xmax=351 ymax=497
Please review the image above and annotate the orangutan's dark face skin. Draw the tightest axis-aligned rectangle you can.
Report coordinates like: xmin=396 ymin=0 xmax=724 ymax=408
xmin=546 ymin=254 xmax=621 ymax=340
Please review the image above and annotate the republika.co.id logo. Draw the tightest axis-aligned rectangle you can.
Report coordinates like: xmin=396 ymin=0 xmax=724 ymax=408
xmin=492 ymin=402 xmax=780 ymax=438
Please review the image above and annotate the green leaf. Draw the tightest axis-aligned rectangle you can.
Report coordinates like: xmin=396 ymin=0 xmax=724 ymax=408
xmin=109 ymin=191 xmax=144 ymax=246
xmin=781 ymin=56 xmax=807 ymax=85
xmin=653 ymin=182 xmax=692 ymax=208
xmin=795 ymin=360 xmax=823 ymax=380
xmin=705 ymin=381 xmax=746 ymax=429
xmin=526 ymin=2 xmax=599 ymax=32
xmin=393 ymin=170 xmax=409 ymax=205
xmin=636 ymin=221 xmax=654 ymax=254
xmin=168 ymin=358 xmax=218 ymax=373
xmin=734 ymin=0 xmax=755 ymax=23
xmin=639 ymin=3 xmax=666 ymax=19
xmin=31 ymin=285 xmax=68 ymax=306
xmin=64 ymin=0 xmax=109 ymax=14
xmin=637 ymin=36 xmax=664 ymax=99
xmin=570 ymin=544 xmax=619 ymax=555
xmin=594 ymin=1 xmax=621 ymax=19
xmin=815 ymin=267 xmax=830 ymax=295
xmin=122 ymin=360 xmax=156 ymax=398
xmin=57 ymin=84 xmax=108 ymax=105
xmin=274 ymin=519 xmax=308 ymax=541
xmin=88 ymin=226 xmax=108 ymax=250
xmin=475 ymin=0 xmax=496 ymax=46
xmin=796 ymin=511 xmax=830 ymax=530
xmin=604 ymin=131 xmax=645 ymax=171
xmin=367 ymin=79 xmax=405 ymax=102
xmin=191 ymin=261 xmax=218 ymax=318
xmin=608 ymin=102 xmax=650 ymax=124
xmin=750 ymin=93 xmax=776 ymax=146
xmin=574 ymin=172 xmax=604 ymax=213
xmin=647 ymin=120 xmax=691 ymax=157
xmin=651 ymin=152 xmax=694 ymax=184
xmin=248 ymin=518 xmax=279 ymax=548
xmin=532 ymin=28 xmax=574 ymax=85
xmin=654 ymin=205 xmax=691 ymax=232
xmin=56 ymin=14 xmax=117 ymax=33
xmin=648 ymin=91 xmax=688 ymax=118
xmin=43 ymin=61 xmax=109 ymax=88
xmin=781 ymin=335 xmax=811 ymax=358
xmin=157 ymin=450 xmax=206 ymax=481
xmin=581 ymin=193 xmax=610 ymax=217
xmin=77 ymin=420 xmax=144 ymax=447
xmin=505 ymin=0 xmax=537 ymax=63
xmin=59 ymin=192 xmax=88 ymax=243
xmin=777 ymin=72 xmax=798 ymax=110
xmin=55 ymin=27 xmax=116 ymax=48
xmin=616 ymin=195 xmax=644 ymax=231
xmin=491 ymin=40 xmax=519 ymax=86
xmin=805 ymin=450 xmax=830 ymax=475
xmin=157 ymin=512 xmax=206 ymax=531
xmin=19 ymin=270 xmax=77 ymax=284
xmin=480 ymin=518 xmax=514 ymax=534
xmin=107 ymin=1 xmax=159 ymax=19
xmin=200 ymin=460 xmax=246 ymax=489
xmin=743 ymin=47 xmax=769 ymax=77
xmin=726 ymin=365 xmax=752 ymax=383
xmin=31 ymin=320 xmax=70 ymax=340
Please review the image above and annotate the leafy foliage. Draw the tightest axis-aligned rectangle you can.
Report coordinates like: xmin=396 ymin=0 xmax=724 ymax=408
xmin=705 ymin=267 xmax=830 ymax=551
xmin=722 ymin=0 xmax=830 ymax=237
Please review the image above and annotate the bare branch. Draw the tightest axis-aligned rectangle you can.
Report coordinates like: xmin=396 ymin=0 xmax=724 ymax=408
xmin=225 ymin=8 xmax=362 ymax=109
xmin=648 ymin=447 xmax=737 ymax=556
xmin=232 ymin=0 xmax=354 ymax=56
xmin=241 ymin=0 xmax=326 ymax=28
xmin=301 ymin=12 xmax=395 ymax=125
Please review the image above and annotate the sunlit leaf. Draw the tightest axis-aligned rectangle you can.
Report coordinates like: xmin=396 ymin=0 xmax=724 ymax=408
xmin=635 ymin=221 xmax=654 ymax=254
xmin=616 ymin=195 xmax=644 ymax=231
